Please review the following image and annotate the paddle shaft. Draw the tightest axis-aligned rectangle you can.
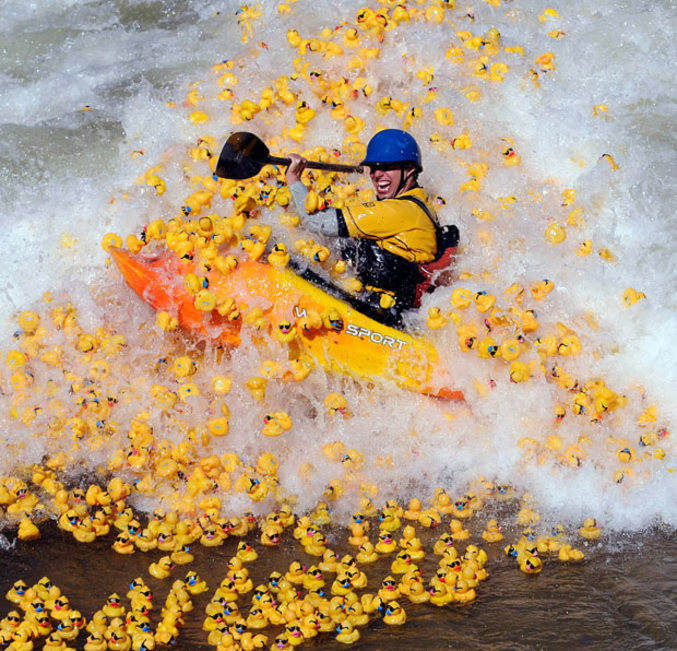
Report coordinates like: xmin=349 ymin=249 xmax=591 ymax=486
xmin=268 ymin=155 xmax=363 ymax=175
xmin=215 ymin=132 xmax=364 ymax=180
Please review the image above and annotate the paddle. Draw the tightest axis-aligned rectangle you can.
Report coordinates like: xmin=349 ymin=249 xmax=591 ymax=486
xmin=215 ymin=131 xmax=364 ymax=180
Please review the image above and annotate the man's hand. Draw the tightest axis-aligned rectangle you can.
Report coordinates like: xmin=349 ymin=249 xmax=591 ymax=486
xmin=285 ymin=153 xmax=307 ymax=185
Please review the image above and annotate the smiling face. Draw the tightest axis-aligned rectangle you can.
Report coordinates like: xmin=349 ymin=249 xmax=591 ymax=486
xmin=369 ymin=164 xmax=416 ymax=199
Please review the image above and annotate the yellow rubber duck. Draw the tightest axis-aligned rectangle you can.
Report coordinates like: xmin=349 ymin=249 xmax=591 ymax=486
xmin=330 ymin=574 xmax=354 ymax=597
xmin=406 ymin=577 xmax=430 ymax=604
xmin=390 ymin=551 xmax=415 ymax=575
xmin=101 ymin=593 xmax=125 ymax=619
xmin=579 ymin=518 xmax=602 ymax=540
xmin=284 ymin=560 xmax=307 ymax=586
xmin=378 ymin=509 xmax=401 ymax=533
xmin=449 ymin=519 xmax=470 ymax=542
xmin=418 ymin=508 xmax=442 ymax=528
xmin=359 ymin=594 xmax=383 ymax=615
xmin=83 ymin=631 xmax=107 ymax=651
xmin=481 ymin=519 xmax=504 ymax=543
xmin=236 ymin=541 xmax=259 ymax=563
xmin=262 ymin=411 xmax=293 ymax=437
xmin=377 ymin=576 xmax=401 ymax=602
xmin=382 ymin=600 xmax=406 ymax=625
xmin=170 ymin=543 xmax=194 ymax=566
xmin=520 ymin=556 xmax=543 ymax=574
xmin=0 ymin=610 xmax=21 ymax=634
xmin=531 ymin=279 xmax=555 ymax=300
xmin=374 ymin=530 xmax=397 ymax=555
xmin=291 ymin=100 xmax=314 ymax=128
xmin=433 ymin=533 xmax=456 ymax=557
xmin=426 ymin=307 xmax=447 ymax=329
xmin=428 ymin=578 xmax=453 ymax=607
xmin=558 ymin=544 xmax=585 ymax=562
xmin=342 ymin=27 xmax=360 ymax=48
xmin=348 ymin=521 xmax=369 ymax=547
xmin=184 ymin=571 xmax=208 ymax=595
xmin=404 ymin=536 xmax=425 ymax=562
xmin=335 ymin=620 xmax=360 ymax=644
xmin=260 ymin=522 xmax=282 ymax=547
xmin=5 ymin=580 xmax=28 ymax=605
xmin=267 ymin=243 xmax=290 ymax=267
xmin=403 ymin=498 xmax=422 ymax=521
xmin=453 ymin=577 xmax=477 ymax=603
xmin=318 ymin=549 xmax=340 ymax=574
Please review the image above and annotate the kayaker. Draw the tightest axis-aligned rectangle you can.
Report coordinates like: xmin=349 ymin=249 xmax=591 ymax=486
xmin=285 ymin=129 xmax=442 ymax=314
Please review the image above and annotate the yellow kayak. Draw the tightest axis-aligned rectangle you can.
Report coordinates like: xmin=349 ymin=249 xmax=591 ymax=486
xmin=110 ymin=247 xmax=463 ymax=400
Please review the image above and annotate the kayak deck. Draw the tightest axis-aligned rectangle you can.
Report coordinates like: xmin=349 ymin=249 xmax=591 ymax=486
xmin=110 ymin=247 xmax=463 ymax=400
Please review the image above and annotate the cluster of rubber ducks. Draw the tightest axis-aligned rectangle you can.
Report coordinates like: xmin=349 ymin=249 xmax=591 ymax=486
xmin=502 ymin=497 xmax=589 ymax=575
xmin=2 ymin=577 xmax=85 ymax=650
xmin=0 ymin=571 xmax=202 ymax=649
xmin=1 ymin=483 xmax=612 ymax=649
xmin=196 ymin=509 xmax=492 ymax=648
xmin=423 ymin=278 xmax=667 ymax=481
xmin=0 ymin=286 xmax=669 ymax=552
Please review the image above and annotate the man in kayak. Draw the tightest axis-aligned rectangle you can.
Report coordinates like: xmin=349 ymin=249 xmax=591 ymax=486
xmin=285 ymin=129 xmax=442 ymax=316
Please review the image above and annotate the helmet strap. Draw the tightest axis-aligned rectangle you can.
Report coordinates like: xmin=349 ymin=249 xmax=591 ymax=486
xmin=394 ymin=167 xmax=417 ymax=197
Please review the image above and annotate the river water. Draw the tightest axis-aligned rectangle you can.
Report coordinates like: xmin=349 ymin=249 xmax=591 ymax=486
xmin=0 ymin=0 xmax=675 ymax=648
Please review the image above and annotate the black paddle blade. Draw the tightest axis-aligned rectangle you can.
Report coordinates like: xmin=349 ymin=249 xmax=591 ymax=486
xmin=215 ymin=132 xmax=271 ymax=180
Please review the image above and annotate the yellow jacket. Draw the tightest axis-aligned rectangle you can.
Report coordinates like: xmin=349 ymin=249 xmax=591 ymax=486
xmin=340 ymin=188 xmax=438 ymax=264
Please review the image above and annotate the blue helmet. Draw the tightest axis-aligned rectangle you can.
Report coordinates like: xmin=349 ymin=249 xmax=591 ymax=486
xmin=360 ymin=129 xmax=422 ymax=171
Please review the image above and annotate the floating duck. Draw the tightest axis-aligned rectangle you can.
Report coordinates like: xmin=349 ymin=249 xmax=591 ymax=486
xmin=404 ymin=536 xmax=425 ymax=561
xmin=185 ymin=571 xmax=208 ymax=595
xmin=17 ymin=518 xmax=40 ymax=541
xmin=378 ymin=509 xmax=401 ymax=533
xmin=383 ymin=600 xmax=406 ymax=625
xmin=426 ymin=307 xmax=447 ymax=329
xmin=262 ymin=411 xmax=293 ymax=437
xmin=302 ymin=566 xmax=325 ymax=592
xmin=310 ymin=502 xmax=331 ymax=525
xmin=101 ymin=594 xmax=125 ymax=619
xmin=5 ymin=580 xmax=28 ymax=605
xmin=83 ymin=631 xmax=107 ymax=651
xmin=558 ymin=544 xmax=585 ymax=562
xmin=375 ymin=531 xmax=397 ymax=555
xmin=149 ymin=556 xmax=174 ymax=580
xmin=520 ymin=556 xmax=543 ymax=574
xmin=356 ymin=542 xmax=379 ymax=564
xmin=236 ymin=541 xmax=258 ymax=563
xmin=453 ymin=577 xmax=477 ymax=604
xmin=285 ymin=561 xmax=307 ymax=586
xmin=330 ymin=574 xmax=353 ymax=597
xmin=433 ymin=533 xmax=456 ymax=556
xmin=303 ymin=529 xmax=329 ymax=557
xmin=403 ymin=498 xmax=422 ymax=521
xmin=390 ymin=551 xmax=415 ymax=575
xmin=579 ymin=518 xmax=602 ymax=540
xmin=335 ymin=620 xmax=360 ymax=644
xmin=377 ymin=576 xmax=401 ymax=602
xmin=170 ymin=544 xmax=194 ymax=565
xmin=348 ymin=520 xmax=369 ymax=547
xmin=0 ymin=610 xmax=22 ymax=633
xmin=482 ymin=519 xmax=504 ymax=543
xmin=267 ymin=243 xmax=290 ymax=268
xmin=449 ymin=519 xmax=470 ymax=542
xmin=428 ymin=578 xmax=454 ymax=607
xmin=418 ymin=509 xmax=441 ymax=528
xmin=318 ymin=549 xmax=340 ymax=574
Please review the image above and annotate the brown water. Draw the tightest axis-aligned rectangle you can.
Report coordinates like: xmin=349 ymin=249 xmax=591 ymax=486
xmin=2 ymin=521 xmax=675 ymax=650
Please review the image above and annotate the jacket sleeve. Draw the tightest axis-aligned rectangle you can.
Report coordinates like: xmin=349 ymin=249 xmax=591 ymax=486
xmin=290 ymin=181 xmax=341 ymax=237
